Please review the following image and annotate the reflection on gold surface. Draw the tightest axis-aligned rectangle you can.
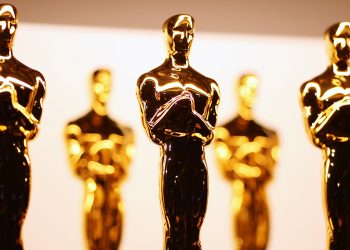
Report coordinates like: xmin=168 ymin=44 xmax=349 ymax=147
xmin=65 ymin=69 xmax=134 ymax=250
xmin=215 ymin=74 xmax=278 ymax=250
xmin=0 ymin=4 xmax=46 ymax=250
xmin=300 ymin=22 xmax=350 ymax=250
xmin=137 ymin=14 xmax=220 ymax=250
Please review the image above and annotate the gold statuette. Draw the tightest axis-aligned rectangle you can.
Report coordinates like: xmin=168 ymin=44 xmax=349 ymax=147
xmin=136 ymin=14 xmax=220 ymax=250
xmin=300 ymin=22 xmax=350 ymax=250
xmin=0 ymin=4 xmax=46 ymax=250
xmin=65 ymin=69 xmax=134 ymax=250
xmin=215 ymin=74 xmax=278 ymax=250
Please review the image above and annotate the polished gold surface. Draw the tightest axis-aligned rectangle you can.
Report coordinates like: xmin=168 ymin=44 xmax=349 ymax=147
xmin=0 ymin=4 xmax=46 ymax=250
xmin=300 ymin=22 xmax=350 ymax=250
xmin=136 ymin=14 xmax=220 ymax=250
xmin=215 ymin=74 xmax=278 ymax=250
xmin=65 ymin=69 xmax=134 ymax=250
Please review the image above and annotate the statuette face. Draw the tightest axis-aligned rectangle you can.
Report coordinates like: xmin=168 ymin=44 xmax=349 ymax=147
xmin=137 ymin=14 xmax=220 ymax=250
xmin=65 ymin=69 xmax=134 ymax=250
xmin=0 ymin=4 xmax=17 ymax=49
xmin=300 ymin=22 xmax=350 ymax=250
xmin=0 ymin=4 xmax=46 ymax=250
xmin=215 ymin=74 xmax=278 ymax=250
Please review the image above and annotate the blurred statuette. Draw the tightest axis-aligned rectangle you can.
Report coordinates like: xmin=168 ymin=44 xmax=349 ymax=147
xmin=65 ymin=69 xmax=134 ymax=250
xmin=215 ymin=74 xmax=278 ymax=250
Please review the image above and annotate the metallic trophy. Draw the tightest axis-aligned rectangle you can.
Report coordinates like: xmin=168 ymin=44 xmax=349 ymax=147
xmin=215 ymin=74 xmax=278 ymax=250
xmin=65 ymin=69 xmax=134 ymax=250
xmin=0 ymin=4 xmax=46 ymax=250
xmin=300 ymin=22 xmax=350 ymax=250
xmin=136 ymin=14 xmax=220 ymax=250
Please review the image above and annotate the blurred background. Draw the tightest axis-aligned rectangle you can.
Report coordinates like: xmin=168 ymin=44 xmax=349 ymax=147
xmin=7 ymin=0 xmax=350 ymax=249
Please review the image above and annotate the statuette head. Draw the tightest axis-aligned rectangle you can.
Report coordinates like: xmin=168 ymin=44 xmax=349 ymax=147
xmin=0 ymin=4 xmax=17 ymax=49
xmin=92 ymin=69 xmax=112 ymax=106
xmin=163 ymin=14 xmax=194 ymax=55
xmin=237 ymin=73 xmax=258 ymax=111
xmin=325 ymin=22 xmax=350 ymax=65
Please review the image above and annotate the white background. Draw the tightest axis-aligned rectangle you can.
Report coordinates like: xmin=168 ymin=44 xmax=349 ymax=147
xmin=13 ymin=23 xmax=327 ymax=250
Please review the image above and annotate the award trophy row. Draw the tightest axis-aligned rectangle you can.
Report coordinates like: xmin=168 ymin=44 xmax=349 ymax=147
xmin=0 ymin=3 xmax=349 ymax=250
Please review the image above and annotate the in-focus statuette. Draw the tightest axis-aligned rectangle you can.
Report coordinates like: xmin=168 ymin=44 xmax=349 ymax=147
xmin=0 ymin=4 xmax=46 ymax=250
xmin=136 ymin=14 xmax=220 ymax=250
xmin=300 ymin=22 xmax=350 ymax=250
